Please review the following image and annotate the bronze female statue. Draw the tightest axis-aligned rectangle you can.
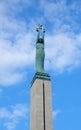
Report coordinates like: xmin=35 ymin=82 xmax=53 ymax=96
xmin=36 ymin=24 xmax=45 ymax=73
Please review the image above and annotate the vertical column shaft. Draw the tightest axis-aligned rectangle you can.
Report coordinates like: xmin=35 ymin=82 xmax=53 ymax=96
xmin=30 ymin=78 xmax=53 ymax=130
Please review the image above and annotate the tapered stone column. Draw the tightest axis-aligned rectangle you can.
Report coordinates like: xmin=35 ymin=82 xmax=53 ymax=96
xmin=30 ymin=73 xmax=53 ymax=130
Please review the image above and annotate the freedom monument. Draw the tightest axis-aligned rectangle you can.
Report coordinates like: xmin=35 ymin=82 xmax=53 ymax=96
xmin=30 ymin=24 xmax=53 ymax=130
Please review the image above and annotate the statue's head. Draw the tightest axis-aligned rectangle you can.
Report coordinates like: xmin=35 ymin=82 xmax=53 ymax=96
xmin=36 ymin=24 xmax=45 ymax=44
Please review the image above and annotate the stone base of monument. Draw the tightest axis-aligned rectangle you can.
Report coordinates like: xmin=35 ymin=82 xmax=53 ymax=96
xmin=30 ymin=75 xmax=53 ymax=130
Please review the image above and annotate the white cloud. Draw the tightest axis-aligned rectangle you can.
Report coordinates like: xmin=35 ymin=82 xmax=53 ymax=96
xmin=0 ymin=0 xmax=32 ymax=15
xmin=10 ymin=104 xmax=28 ymax=119
xmin=0 ymin=72 xmax=25 ymax=86
xmin=53 ymin=109 xmax=61 ymax=119
xmin=40 ymin=0 xmax=81 ymax=33
xmin=0 ymin=108 xmax=11 ymax=118
xmin=4 ymin=122 xmax=17 ymax=130
xmin=0 ymin=0 xmax=36 ymax=86
xmin=45 ymin=33 xmax=81 ymax=74
xmin=0 ymin=32 xmax=35 ymax=86
xmin=0 ymin=104 xmax=28 ymax=130
xmin=0 ymin=0 xmax=37 ymax=86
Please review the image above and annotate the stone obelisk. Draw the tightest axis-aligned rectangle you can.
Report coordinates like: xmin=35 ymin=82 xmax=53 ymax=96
xmin=30 ymin=25 xmax=53 ymax=130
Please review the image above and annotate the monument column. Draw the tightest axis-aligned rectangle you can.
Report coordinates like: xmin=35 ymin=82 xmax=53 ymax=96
xmin=30 ymin=25 xmax=53 ymax=130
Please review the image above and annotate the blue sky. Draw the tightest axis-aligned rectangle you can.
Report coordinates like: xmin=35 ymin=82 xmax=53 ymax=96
xmin=0 ymin=0 xmax=81 ymax=130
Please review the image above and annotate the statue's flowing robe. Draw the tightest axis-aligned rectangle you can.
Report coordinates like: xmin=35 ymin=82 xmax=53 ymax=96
xmin=36 ymin=39 xmax=45 ymax=73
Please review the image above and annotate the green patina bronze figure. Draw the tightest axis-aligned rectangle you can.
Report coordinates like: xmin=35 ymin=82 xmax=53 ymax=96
xmin=36 ymin=24 xmax=45 ymax=73
xmin=31 ymin=25 xmax=50 ymax=85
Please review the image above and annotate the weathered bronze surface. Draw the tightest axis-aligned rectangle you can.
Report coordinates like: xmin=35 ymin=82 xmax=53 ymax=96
xmin=36 ymin=24 xmax=45 ymax=73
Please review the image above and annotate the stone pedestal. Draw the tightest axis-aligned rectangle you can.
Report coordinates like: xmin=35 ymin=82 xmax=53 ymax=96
xmin=30 ymin=73 xmax=53 ymax=130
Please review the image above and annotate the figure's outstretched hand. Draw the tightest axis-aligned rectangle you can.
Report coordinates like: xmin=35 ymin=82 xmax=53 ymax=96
xmin=36 ymin=24 xmax=45 ymax=33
